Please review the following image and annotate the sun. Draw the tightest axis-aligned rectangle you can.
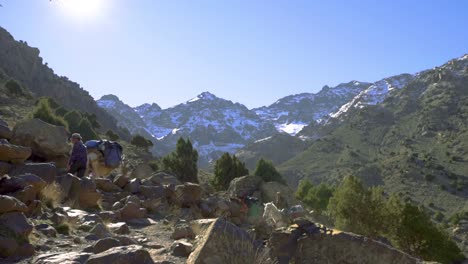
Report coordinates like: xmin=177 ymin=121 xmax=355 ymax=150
xmin=56 ymin=0 xmax=106 ymax=22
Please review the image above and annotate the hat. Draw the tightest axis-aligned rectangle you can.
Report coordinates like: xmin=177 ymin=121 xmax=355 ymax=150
xmin=71 ymin=133 xmax=82 ymax=140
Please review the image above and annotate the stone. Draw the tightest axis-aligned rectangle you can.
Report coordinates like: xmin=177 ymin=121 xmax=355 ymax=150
xmin=113 ymin=174 xmax=129 ymax=188
xmin=187 ymin=218 xmax=255 ymax=264
xmin=11 ymin=119 xmax=69 ymax=160
xmin=130 ymin=163 xmax=154 ymax=179
xmin=175 ymin=183 xmax=203 ymax=207
xmin=260 ymin=181 xmax=296 ymax=206
xmin=85 ymin=245 xmax=155 ymax=264
xmin=0 ymin=123 xmax=12 ymax=140
xmin=90 ymin=223 xmax=112 ymax=239
xmin=125 ymin=178 xmax=141 ymax=194
xmin=172 ymin=241 xmax=193 ymax=257
xmin=0 ymin=195 xmax=28 ymax=213
xmin=125 ymin=195 xmax=141 ymax=206
xmin=172 ymin=223 xmax=195 ymax=240
xmin=148 ymin=172 xmax=181 ymax=186
xmin=0 ymin=235 xmax=18 ymax=257
xmin=8 ymin=162 xmax=57 ymax=183
xmin=112 ymin=201 xmax=124 ymax=210
xmin=0 ymin=139 xmax=32 ymax=164
xmin=190 ymin=219 xmax=216 ymax=236
xmin=0 ymin=175 xmax=27 ymax=195
xmin=10 ymin=184 xmax=37 ymax=204
xmin=35 ymin=223 xmax=57 ymax=237
xmin=0 ymin=161 xmax=12 ymax=176
xmin=0 ymin=212 xmax=33 ymax=240
xmin=84 ymin=237 xmax=122 ymax=254
xmin=66 ymin=176 xmax=102 ymax=209
xmin=95 ymin=178 xmax=121 ymax=192
xmin=141 ymin=198 xmax=162 ymax=212
xmin=140 ymin=185 xmax=166 ymax=199
xmin=56 ymin=173 xmax=80 ymax=199
xmin=114 ymin=236 xmax=138 ymax=246
xmin=33 ymin=252 xmax=92 ymax=264
xmin=26 ymin=199 xmax=43 ymax=217
xmin=107 ymin=222 xmax=130 ymax=235
xmin=17 ymin=173 xmax=47 ymax=193
xmin=120 ymin=201 xmax=146 ymax=220
xmin=98 ymin=210 xmax=121 ymax=223
xmin=228 ymin=175 xmax=263 ymax=197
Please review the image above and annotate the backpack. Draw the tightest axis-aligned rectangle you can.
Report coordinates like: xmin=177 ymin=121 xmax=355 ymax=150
xmin=85 ymin=140 xmax=102 ymax=149
xmin=101 ymin=140 xmax=123 ymax=168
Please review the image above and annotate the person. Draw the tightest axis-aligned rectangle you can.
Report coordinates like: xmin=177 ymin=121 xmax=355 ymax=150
xmin=68 ymin=133 xmax=88 ymax=178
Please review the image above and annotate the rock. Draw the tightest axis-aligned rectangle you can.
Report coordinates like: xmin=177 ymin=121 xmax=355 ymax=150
xmin=90 ymin=223 xmax=112 ymax=239
xmin=112 ymin=201 xmax=124 ymax=210
xmin=228 ymin=175 xmax=263 ymax=197
xmin=11 ymin=119 xmax=69 ymax=160
xmin=0 ymin=139 xmax=32 ymax=164
xmin=187 ymin=218 xmax=255 ymax=264
xmin=35 ymin=223 xmax=57 ymax=237
xmin=95 ymin=178 xmax=121 ymax=192
xmin=0 ymin=175 xmax=27 ymax=195
xmin=0 ymin=122 xmax=12 ymax=140
xmin=51 ymin=212 xmax=67 ymax=226
xmin=0 ymin=161 xmax=12 ymax=176
xmin=8 ymin=163 xmax=57 ymax=183
xmin=0 ymin=195 xmax=27 ymax=213
xmin=10 ymin=184 xmax=37 ymax=204
xmin=175 ymin=183 xmax=202 ymax=207
xmin=0 ymin=212 xmax=33 ymax=240
xmin=141 ymin=198 xmax=162 ymax=212
xmin=125 ymin=195 xmax=141 ymax=206
xmin=125 ymin=178 xmax=141 ymax=194
xmin=140 ymin=185 xmax=166 ymax=199
xmin=126 ymin=217 xmax=155 ymax=226
xmin=260 ymin=181 xmax=296 ymax=205
xmin=113 ymin=174 xmax=129 ymax=188
xmin=17 ymin=173 xmax=47 ymax=193
xmin=26 ymin=199 xmax=43 ymax=217
xmin=190 ymin=219 xmax=216 ymax=236
xmin=33 ymin=252 xmax=92 ymax=264
xmin=172 ymin=241 xmax=193 ymax=257
xmin=293 ymin=231 xmax=421 ymax=264
xmin=145 ymin=242 xmax=164 ymax=249
xmin=120 ymin=201 xmax=146 ymax=220
xmin=84 ymin=237 xmax=122 ymax=254
xmin=148 ymin=172 xmax=181 ymax=186
xmin=107 ymin=222 xmax=130 ymax=235
xmin=66 ymin=176 xmax=102 ymax=209
xmin=0 ymin=235 xmax=18 ymax=257
xmin=98 ymin=211 xmax=121 ymax=223
xmin=130 ymin=163 xmax=154 ymax=179
xmin=85 ymin=245 xmax=154 ymax=264
xmin=114 ymin=235 xmax=138 ymax=246
xmin=56 ymin=173 xmax=80 ymax=200
xmin=172 ymin=223 xmax=195 ymax=239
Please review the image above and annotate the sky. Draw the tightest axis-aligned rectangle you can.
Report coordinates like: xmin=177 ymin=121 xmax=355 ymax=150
xmin=0 ymin=0 xmax=467 ymax=109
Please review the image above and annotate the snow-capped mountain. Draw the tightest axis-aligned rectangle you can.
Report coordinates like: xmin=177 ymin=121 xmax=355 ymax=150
xmin=254 ymin=81 xmax=371 ymax=135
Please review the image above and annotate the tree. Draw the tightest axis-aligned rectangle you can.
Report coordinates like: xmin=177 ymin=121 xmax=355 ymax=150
xmin=131 ymin=134 xmax=154 ymax=150
xmin=32 ymin=98 xmax=67 ymax=127
xmin=211 ymin=153 xmax=249 ymax=190
xmin=253 ymin=158 xmax=285 ymax=184
xmin=105 ymin=130 xmax=119 ymax=141
xmin=5 ymin=79 xmax=31 ymax=98
xmin=77 ymin=117 xmax=98 ymax=141
xmin=162 ymin=137 xmax=199 ymax=183
xmin=296 ymin=179 xmax=334 ymax=214
xmin=63 ymin=110 xmax=82 ymax=133
xmin=327 ymin=176 xmax=386 ymax=238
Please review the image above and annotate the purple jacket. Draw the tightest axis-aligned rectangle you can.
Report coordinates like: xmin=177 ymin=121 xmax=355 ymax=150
xmin=69 ymin=141 xmax=87 ymax=166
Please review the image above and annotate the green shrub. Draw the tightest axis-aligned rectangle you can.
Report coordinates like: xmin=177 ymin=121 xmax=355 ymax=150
xmin=105 ymin=129 xmax=120 ymax=141
xmin=63 ymin=110 xmax=82 ymax=133
xmin=162 ymin=137 xmax=198 ymax=183
xmin=32 ymin=98 xmax=68 ymax=127
xmin=130 ymin=134 xmax=154 ymax=150
xmin=253 ymin=158 xmax=285 ymax=184
xmin=296 ymin=179 xmax=334 ymax=214
xmin=5 ymin=79 xmax=31 ymax=98
xmin=77 ymin=117 xmax=99 ymax=141
xmin=211 ymin=153 xmax=249 ymax=190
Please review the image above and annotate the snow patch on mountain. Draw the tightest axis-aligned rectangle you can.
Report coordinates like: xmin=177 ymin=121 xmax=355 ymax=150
xmin=276 ymin=123 xmax=307 ymax=135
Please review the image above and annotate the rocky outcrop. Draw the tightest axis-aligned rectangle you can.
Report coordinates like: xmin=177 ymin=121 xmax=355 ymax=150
xmin=228 ymin=175 xmax=263 ymax=197
xmin=11 ymin=119 xmax=69 ymax=160
xmin=175 ymin=183 xmax=203 ymax=207
xmin=0 ymin=139 xmax=31 ymax=164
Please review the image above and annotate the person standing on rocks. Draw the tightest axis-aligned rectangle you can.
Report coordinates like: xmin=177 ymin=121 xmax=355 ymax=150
xmin=68 ymin=133 xmax=88 ymax=178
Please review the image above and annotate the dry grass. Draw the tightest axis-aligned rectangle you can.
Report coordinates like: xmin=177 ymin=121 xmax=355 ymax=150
xmin=40 ymin=183 xmax=64 ymax=209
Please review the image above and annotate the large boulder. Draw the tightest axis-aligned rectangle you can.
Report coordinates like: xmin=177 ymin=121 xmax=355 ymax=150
xmin=84 ymin=237 xmax=121 ymax=254
xmin=95 ymin=178 xmax=121 ymax=192
xmin=260 ymin=181 xmax=296 ymax=206
xmin=85 ymin=245 xmax=154 ymax=264
xmin=74 ymin=177 xmax=102 ymax=209
xmin=124 ymin=178 xmax=141 ymax=194
xmin=33 ymin=252 xmax=92 ymax=264
xmin=0 ymin=212 xmax=33 ymax=240
xmin=11 ymin=119 xmax=69 ymax=160
xmin=0 ymin=195 xmax=27 ymax=213
xmin=228 ymin=175 xmax=263 ymax=197
xmin=120 ymin=202 xmax=146 ymax=220
xmin=187 ymin=218 xmax=256 ymax=264
xmin=17 ymin=173 xmax=46 ymax=194
xmin=146 ymin=172 xmax=181 ymax=186
xmin=0 ymin=235 xmax=34 ymax=258
xmin=9 ymin=162 xmax=57 ymax=183
xmin=0 ymin=175 xmax=26 ymax=194
xmin=0 ymin=120 xmax=12 ymax=140
xmin=140 ymin=185 xmax=166 ymax=199
xmin=175 ymin=183 xmax=203 ymax=207
xmin=113 ymin=174 xmax=130 ymax=188
xmin=0 ymin=139 xmax=32 ymax=164
xmin=0 ymin=161 xmax=12 ymax=176
xmin=130 ymin=163 xmax=154 ymax=179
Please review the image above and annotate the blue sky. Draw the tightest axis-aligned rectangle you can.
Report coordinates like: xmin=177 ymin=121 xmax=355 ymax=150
xmin=0 ymin=0 xmax=467 ymax=109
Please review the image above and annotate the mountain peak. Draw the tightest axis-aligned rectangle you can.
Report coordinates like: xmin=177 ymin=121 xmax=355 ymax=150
xmin=99 ymin=94 xmax=121 ymax=102
xmin=187 ymin=91 xmax=217 ymax=103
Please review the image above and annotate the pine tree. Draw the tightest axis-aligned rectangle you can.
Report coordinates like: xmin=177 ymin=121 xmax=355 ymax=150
xmin=63 ymin=110 xmax=82 ymax=133
xmin=163 ymin=137 xmax=199 ymax=183
xmin=105 ymin=129 xmax=120 ymax=141
xmin=77 ymin=117 xmax=98 ymax=141
xmin=212 ymin=153 xmax=249 ymax=190
xmin=253 ymin=158 xmax=285 ymax=184
xmin=130 ymin=134 xmax=154 ymax=150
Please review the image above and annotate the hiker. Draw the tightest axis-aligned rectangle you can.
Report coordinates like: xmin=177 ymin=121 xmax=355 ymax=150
xmin=68 ymin=133 xmax=88 ymax=178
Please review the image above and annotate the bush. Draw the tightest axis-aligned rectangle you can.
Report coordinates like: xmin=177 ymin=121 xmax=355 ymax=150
xmin=130 ymin=134 xmax=154 ymax=150
xmin=32 ymin=98 xmax=68 ymax=127
xmin=296 ymin=179 xmax=334 ymax=214
xmin=162 ymin=137 xmax=198 ymax=183
xmin=211 ymin=153 xmax=249 ymax=190
xmin=253 ymin=158 xmax=285 ymax=184
xmin=77 ymin=117 xmax=99 ymax=141
xmin=105 ymin=129 xmax=120 ymax=141
xmin=5 ymin=79 xmax=31 ymax=98
xmin=63 ymin=110 xmax=82 ymax=133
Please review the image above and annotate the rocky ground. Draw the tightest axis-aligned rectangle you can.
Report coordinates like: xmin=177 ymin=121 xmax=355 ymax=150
xmin=0 ymin=118 xmax=436 ymax=264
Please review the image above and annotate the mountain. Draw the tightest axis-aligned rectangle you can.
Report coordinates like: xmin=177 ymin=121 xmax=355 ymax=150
xmin=279 ymin=54 xmax=468 ymax=220
xmin=254 ymin=81 xmax=371 ymax=135
xmin=0 ymin=27 xmax=127 ymax=137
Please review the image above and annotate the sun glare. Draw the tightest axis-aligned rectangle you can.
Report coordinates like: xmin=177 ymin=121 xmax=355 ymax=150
xmin=56 ymin=0 xmax=106 ymax=22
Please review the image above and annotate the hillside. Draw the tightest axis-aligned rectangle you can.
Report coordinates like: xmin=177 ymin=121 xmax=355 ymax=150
xmin=280 ymin=55 xmax=468 ymax=220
